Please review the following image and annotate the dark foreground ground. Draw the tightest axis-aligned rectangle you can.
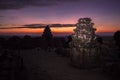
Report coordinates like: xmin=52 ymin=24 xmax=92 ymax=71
xmin=18 ymin=49 xmax=110 ymax=80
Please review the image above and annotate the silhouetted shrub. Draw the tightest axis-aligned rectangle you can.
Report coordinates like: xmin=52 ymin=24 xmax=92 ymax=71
xmin=0 ymin=50 xmax=25 ymax=80
xmin=21 ymin=35 xmax=34 ymax=49
xmin=102 ymin=62 xmax=120 ymax=79
xmin=65 ymin=35 xmax=72 ymax=48
xmin=52 ymin=37 xmax=66 ymax=48
xmin=0 ymin=37 xmax=6 ymax=49
xmin=96 ymin=36 xmax=103 ymax=44
xmin=55 ymin=48 xmax=70 ymax=57
xmin=6 ymin=36 xmax=21 ymax=49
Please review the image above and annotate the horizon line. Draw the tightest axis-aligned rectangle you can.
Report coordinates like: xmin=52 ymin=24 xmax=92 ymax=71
xmin=0 ymin=32 xmax=114 ymax=37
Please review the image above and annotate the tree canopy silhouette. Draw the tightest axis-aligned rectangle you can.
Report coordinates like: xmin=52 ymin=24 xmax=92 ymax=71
xmin=42 ymin=25 xmax=53 ymax=41
xmin=42 ymin=25 xmax=53 ymax=49
xmin=113 ymin=30 xmax=120 ymax=48
xmin=7 ymin=36 xmax=21 ymax=49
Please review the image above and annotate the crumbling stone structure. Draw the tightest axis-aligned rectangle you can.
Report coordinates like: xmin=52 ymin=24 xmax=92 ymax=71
xmin=69 ymin=18 xmax=104 ymax=69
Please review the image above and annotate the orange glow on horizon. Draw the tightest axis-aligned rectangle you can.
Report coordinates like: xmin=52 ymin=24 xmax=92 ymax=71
xmin=51 ymin=27 xmax=74 ymax=33
xmin=0 ymin=27 xmax=74 ymax=34
xmin=0 ymin=26 xmax=119 ymax=36
xmin=0 ymin=28 xmax=43 ymax=33
xmin=96 ymin=27 xmax=118 ymax=33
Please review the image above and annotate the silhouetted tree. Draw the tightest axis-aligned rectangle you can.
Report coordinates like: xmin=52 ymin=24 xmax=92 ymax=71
xmin=21 ymin=35 xmax=34 ymax=49
xmin=7 ymin=36 xmax=21 ymax=49
xmin=113 ymin=31 xmax=120 ymax=58
xmin=42 ymin=25 xmax=53 ymax=41
xmin=33 ymin=37 xmax=43 ymax=48
xmin=113 ymin=30 xmax=120 ymax=48
xmin=0 ymin=37 xmax=6 ymax=49
xmin=42 ymin=25 xmax=53 ymax=49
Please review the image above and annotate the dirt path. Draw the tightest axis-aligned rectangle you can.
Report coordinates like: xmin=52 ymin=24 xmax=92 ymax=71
xmin=20 ymin=49 xmax=108 ymax=80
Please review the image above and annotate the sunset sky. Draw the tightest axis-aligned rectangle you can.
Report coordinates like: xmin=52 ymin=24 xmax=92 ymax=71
xmin=0 ymin=0 xmax=120 ymax=36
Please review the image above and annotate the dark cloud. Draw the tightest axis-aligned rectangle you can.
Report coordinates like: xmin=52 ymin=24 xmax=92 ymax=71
xmin=0 ymin=23 xmax=75 ymax=29
xmin=1 ymin=0 xmax=120 ymax=10
xmin=0 ymin=16 xmax=5 ymax=17
xmin=24 ymin=24 xmax=75 ymax=28
xmin=0 ymin=0 xmax=79 ymax=10
xmin=24 ymin=24 xmax=47 ymax=28
xmin=0 ymin=27 xmax=21 ymax=29
xmin=0 ymin=16 xmax=18 ymax=20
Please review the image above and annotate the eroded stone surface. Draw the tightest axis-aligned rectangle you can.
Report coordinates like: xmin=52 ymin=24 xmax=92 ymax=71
xmin=69 ymin=18 xmax=102 ymax=68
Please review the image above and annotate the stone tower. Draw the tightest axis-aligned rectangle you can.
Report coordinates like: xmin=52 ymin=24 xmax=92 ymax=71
xmin=69 ymin=18 xmax=101 ymax=69
xmin=70 ymin=18 xmax=96 ymax=47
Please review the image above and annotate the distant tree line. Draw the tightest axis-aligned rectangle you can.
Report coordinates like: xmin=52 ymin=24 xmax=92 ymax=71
xmin=0 ymin=25 xmax=66 ymax=50
xmin=0 ymin=35 xmax=67 ymax=50
xmin=0 ymin=25 xmax=119 ymax=51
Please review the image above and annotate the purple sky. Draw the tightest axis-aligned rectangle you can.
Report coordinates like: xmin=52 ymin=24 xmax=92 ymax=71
xmin=0 ymin=0 xmax=120 ymax=36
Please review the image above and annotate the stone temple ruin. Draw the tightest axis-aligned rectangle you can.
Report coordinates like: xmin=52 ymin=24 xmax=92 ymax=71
xmin=69 ymin=18 xmax=107 ymax=69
